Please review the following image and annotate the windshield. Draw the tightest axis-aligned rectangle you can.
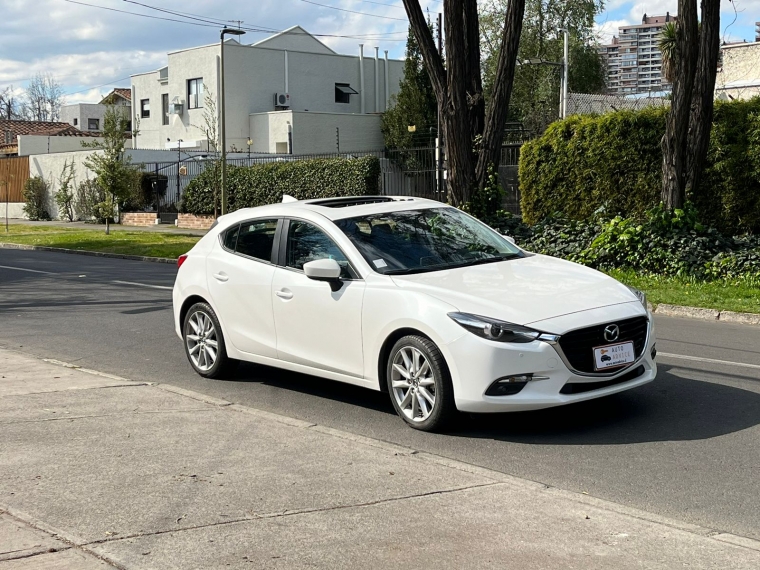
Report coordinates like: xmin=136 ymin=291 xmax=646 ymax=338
xmin=334 ymin=207 xmax=523 ymax=275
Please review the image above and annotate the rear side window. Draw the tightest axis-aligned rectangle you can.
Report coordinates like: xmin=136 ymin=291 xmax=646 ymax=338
xmin=222 ymin=224 xmax=240 ymax=251
xmin=236 ymin=219 xmax=278 ymax=262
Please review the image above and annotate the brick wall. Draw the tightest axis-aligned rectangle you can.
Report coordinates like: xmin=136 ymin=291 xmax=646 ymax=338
xmin=122 ymin=212 xmax=158 ymax=227
xmin=178 ymin=213 xmax=216 ymax=230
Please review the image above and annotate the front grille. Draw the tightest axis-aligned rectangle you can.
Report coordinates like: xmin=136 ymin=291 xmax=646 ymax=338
xmin=560 ymin=365 xmax=646 ymax=394
xmin=557 ymin=316 xmax=648 ymax=374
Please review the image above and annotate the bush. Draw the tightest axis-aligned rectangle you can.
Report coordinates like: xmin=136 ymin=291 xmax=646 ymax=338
xmin=75 ymin=178 xmax=107 ymax=222
xmin=22 ymin=176 xmax=51 ymax=221
xmin=519 ymin=97 xmax=760 ymax=234
xmin=180 ymin=156 xmax=381 ymax=215
xmin=121 ymin=172 xmax=169 ymax=212
xmin=492 ymin=204 xmax=760 ymax=286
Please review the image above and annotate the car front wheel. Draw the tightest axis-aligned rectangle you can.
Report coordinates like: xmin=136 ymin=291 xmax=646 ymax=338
xmin=386 ymin=335 xmax=456 ymax=432
xmin=183 ymin=302 xmax=238 ymax=379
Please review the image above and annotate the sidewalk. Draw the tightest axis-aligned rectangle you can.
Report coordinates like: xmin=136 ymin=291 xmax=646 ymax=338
xmin=1 ymin=348 xmax=759 ymax=569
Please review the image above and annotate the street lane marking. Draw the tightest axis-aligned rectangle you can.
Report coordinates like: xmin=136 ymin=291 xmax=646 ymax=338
xmin=0 ymin=264 xmax=56 ymax=275
xmin=112 ymin=280 xmax=173 ymax=291
xmin=659 ymin=352 xmax=760 ymax=371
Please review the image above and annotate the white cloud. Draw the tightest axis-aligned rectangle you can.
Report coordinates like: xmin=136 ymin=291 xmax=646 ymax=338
xmin=594 ymin=19 xmax=633 ymax=43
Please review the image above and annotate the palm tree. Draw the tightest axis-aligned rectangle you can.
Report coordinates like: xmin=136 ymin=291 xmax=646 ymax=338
xmin=659 ymin=22 xmax=677 ymax=84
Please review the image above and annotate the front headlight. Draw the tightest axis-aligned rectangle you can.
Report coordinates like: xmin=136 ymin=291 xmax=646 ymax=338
xmin=448 ymin=312 xmax=541 ymax=343
xmin=627 ymin=285 xmax=648 ymax=310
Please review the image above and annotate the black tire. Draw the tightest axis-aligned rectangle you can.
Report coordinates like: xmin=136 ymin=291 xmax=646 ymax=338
xmin=386 ymin=335 xmax=456 ymax=432
xmin=182 ymin=302 xmax=238 ymax=379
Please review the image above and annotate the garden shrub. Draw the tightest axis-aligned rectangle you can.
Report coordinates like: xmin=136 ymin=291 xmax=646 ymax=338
xmin=22 ymin=176 xmax=51 ymax=221
xmin=181 ymin=156 xmax=381 ymax=215
xmin=519 ymin=97 xmax=760 ymax=234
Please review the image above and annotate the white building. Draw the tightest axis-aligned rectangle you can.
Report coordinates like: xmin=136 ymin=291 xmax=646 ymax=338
xmin=130 ymin=26 xmax=404 ymax=155
xmin=60 ymin=88 xmax=132 ymax=133
xmin=716 ymin=40 xmax=760 ymax=101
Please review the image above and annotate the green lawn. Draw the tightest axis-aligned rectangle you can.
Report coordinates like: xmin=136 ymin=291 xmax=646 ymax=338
xmin=0 ymin=224 xmax=201 ymax=259
xmin=607 ymin=269 xmax=760 ymax=315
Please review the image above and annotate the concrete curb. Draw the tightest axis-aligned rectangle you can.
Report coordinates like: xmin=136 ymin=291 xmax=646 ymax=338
xmin=654 ymin=303 xmax=760 ymax=326
xmin=16 ymin=347 xmax=760 ymax=554
xmin=0 ymin=242 xmax=176 ymax=264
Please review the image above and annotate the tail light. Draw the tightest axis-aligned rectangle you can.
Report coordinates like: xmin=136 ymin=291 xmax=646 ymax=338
xmin=177 ymin=254 xmax=188 ymax=268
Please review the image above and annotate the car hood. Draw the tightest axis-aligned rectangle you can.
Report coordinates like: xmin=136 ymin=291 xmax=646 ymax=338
xmin=390 ymin=254 xmax=638 ymax=328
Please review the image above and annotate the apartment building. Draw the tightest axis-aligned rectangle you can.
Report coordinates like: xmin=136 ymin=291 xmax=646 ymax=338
xmin=130 ymin=26 xmax=404 ymax=154
xmin=598 ymin=13 xmax=676 ymax=95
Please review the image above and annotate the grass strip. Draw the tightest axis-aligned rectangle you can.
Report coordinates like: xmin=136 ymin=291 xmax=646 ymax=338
xmin=0 ymin=224 xmax=200 ymax=260
xmin=607 ymin=269 xmax=760 ymax=315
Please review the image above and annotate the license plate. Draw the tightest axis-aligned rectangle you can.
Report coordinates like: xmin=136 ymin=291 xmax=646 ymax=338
xmin=593 ymin=341 xmax=635 ymax=371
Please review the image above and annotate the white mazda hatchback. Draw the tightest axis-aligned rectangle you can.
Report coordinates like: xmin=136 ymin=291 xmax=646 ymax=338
xmin=173 ymin=196 xmax=657 ymax=431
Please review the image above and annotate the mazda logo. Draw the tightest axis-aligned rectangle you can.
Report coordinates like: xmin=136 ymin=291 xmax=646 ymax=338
xmin=604 ymin=324 xmax=620 ymax=342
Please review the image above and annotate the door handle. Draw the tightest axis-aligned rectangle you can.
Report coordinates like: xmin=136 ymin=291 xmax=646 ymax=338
xmin=276 ymin=289 xmax=293 ymax=300
xmin=212 ymin=272 xmax=229 ymax=282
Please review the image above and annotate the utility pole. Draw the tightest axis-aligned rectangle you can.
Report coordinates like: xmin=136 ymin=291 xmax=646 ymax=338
xmin=220 ymin=27 xmax=246 ymax=217
xmin=558 ymin=28 xmax=569 ymax=119
xmin=436 ymin=13 xmax=443 ymax=198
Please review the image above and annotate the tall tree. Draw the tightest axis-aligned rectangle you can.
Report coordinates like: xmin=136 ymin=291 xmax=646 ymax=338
xmin=401 ymin=0 xmax=525 ymax=207
xmin=660 ymin=1 xmax=720 ymax=209
xmin=381 ymin=24 xmax=438 ymax=150
xmin=22 ymin=73 xmax=65 ymax=122
xmin=481 ymin=1 xmax=606 ymax=134
xmin=0 ymin=86 xmax=23 ymax=120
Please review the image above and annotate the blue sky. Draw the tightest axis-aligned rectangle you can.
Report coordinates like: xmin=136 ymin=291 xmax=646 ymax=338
xmin=1 ymin=1 xmax=758 ymax=106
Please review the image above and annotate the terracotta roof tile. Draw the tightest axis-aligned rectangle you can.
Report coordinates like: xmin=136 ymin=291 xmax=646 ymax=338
xmin=0 ymin=120 xmax=100 ymax=140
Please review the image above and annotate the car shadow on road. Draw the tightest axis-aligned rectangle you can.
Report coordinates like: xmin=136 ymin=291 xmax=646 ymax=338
xmin=449 ymin=364 xmax=760 ymax=444
xmin=226 ymin=363 xmax=760 ymax=444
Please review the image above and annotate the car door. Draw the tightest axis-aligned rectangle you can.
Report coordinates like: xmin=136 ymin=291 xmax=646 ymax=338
xmin=271 ymin=218 xmax=366 ymax=378
xmin=206 ymin=218 xmax=280 ymax=358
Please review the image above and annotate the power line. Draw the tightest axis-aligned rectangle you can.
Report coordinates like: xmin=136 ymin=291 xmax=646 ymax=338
xmin=298 ymin=0 xmax=407 ymax=21
xmin=64 ymin=0 xmax=219 ymax=28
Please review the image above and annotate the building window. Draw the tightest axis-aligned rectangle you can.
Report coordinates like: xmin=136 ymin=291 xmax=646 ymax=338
xmin=162 ymin=94 xmax=169 ymax=125
xmin=188 ymin=78 xmax=203 ymax=109
xmin=88 ymin=118 xmax=99 ymax=130
xmin=73 ymin=118 xmax=78 ymax=126
xmin=335 ymin=83 xmax=358 ymax=104
xmin=141 ymin=99 xmax=150 ymax=119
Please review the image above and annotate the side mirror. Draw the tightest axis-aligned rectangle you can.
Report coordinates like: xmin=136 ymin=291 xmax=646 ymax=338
xmin=304 ymin=258 xmax=343 ymax=291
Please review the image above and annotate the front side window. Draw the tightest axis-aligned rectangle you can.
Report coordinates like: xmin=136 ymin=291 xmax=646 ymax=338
xmin=140 ymin=99 xmax=150 ymax=118
xmin=286 ymin=220 xmax=354 ymax=279
xmin=236 ymin=219 xmax=278 ymax=262
xmin=334 ymin=207 xmax=523 ymax=275
xmin=188 ymin=78 xmax=203 ymax=109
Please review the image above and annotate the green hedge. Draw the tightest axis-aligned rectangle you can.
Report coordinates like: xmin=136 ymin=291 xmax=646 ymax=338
xmin=519 ymin=97 xmax=760 ymax=234
xmin=181 ymin=156 xmax=381 ymax=215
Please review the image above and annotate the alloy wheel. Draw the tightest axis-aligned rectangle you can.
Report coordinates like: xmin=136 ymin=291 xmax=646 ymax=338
xmin=390 ymin=346 xmax=437 ymax=422
xmin=185 ymin=310 xmax=219 ymax=372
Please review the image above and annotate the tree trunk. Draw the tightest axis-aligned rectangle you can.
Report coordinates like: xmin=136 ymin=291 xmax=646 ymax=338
xmin=403 ymin=0 xmax=525 ymax=206
xmin=685 ymin=0 xmax=721 ymax=197
xmin=475 ymin=0 xmax=525 ymax=190
xmin=661 ymin=0 xmax=698 ymax=210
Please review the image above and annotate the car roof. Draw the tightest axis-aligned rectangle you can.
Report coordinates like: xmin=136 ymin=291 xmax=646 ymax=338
xmin=218 ymin=196 xmax=450 ymax=226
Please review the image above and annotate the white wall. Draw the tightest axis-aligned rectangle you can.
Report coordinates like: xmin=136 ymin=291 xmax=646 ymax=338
xmin=27 ymin=150 xmax=99 ymax=219
xmin=17 ymin=135 xmax=104 ymax=156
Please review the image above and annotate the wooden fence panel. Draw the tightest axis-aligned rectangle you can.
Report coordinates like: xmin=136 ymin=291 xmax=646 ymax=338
xmin=0 ymin=157 xmax=29 ymax=203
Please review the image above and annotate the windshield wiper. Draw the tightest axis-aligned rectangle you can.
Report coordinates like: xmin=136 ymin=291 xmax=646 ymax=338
xmin=384 ymin=253 xmax=522 ymax=275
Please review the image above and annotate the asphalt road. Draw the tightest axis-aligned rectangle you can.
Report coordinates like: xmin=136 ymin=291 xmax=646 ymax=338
xmin=2 ymin=248 xmax=760 ymax=541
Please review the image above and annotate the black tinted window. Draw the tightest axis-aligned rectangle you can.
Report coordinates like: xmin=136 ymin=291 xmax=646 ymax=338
xmin=223 ymin=224 xmax=239 ymax=251
xmin=286 ymin=220 xmax=353 ymax=279
xmin=236 ymin=219 xmax=277 ymax=262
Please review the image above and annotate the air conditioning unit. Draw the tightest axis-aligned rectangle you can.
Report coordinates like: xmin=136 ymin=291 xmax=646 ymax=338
xmin=274 ymin=92 xmax=291 ymax=108
xmin=169 ymin=97 xmax=184 ymax=115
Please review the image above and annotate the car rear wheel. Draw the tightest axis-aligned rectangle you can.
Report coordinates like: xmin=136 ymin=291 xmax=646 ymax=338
xmin=183 ymin=302 xmax=238 ymax=379
xmin=386 ymin=335 xmax=456 ymax=432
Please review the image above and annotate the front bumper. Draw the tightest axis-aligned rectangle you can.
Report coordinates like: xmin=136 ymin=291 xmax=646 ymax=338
xmin=442 ymin=314 xmax=657 ymax=413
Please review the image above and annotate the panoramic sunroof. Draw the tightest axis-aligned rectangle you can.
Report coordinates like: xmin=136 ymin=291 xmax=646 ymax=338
xmin=309 ymin=196 xmax=399 ymax=208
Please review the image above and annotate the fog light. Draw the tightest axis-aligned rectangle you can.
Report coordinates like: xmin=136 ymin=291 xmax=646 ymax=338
xmin=651 ymin=344 xmax=657 ymax=360
xmin=486 ymin=374 xmax=534 ymax=396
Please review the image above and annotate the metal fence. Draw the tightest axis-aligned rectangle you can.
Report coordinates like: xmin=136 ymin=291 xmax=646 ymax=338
xmin=134 ymin=143 xmax=526 ymax=221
